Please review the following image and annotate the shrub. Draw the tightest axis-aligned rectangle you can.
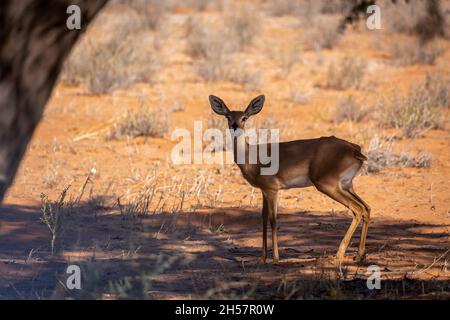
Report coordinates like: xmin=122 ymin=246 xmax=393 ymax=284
xmin=186 ymin=18 xmax=231 ymax=81
xmin=324 ymin=57 xmax=366 ymax=90
xmin=302 ymin=15 xmax=342 ymax=50
xmin=61 ymin=14 xmax=159 ymax=94
xmin=334 ymin=95 xmax=368 ymax=123
xmin=364 ymin=135 xmax=432 ymax=174
xmin=127 ymin=0 xmax=167 ymax=30
xmin=186 ymin=3 xmax=260 ymax=83
xmin=177 ymin=0 xmax=223 ymax=11
xmin=379 ymin=0 xmax=446 ymax=43
xmin=376 ymin=75 xmax=448 ymax=138
xmin=40 ymin=185 xmax=71 ymax=256
xmin=390 ymin=39 xmax=444 ymax=66
xmin=290 ymin=87 xmax=313 ymax=105
xmin=108 ymin=102 xmax=170 ymax=139
xmin=266 ymin=0 xmax=302 ymax=16
xmin=266 ymin=0 xmax=348 ymax=17
xmin=226 ymin=66 xmax=263 ymax=91
xmin=224 ymin=3 xmax=261 ymax=50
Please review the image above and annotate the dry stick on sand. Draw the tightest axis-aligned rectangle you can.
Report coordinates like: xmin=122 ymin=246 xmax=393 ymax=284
xmin=73 ymin=115 xmax=126 ymax=142
xmin=413 ymin=248 xmax=450 ymax=275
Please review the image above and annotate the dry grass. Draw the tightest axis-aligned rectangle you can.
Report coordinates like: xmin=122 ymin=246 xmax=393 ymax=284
xmin=266 ymin=0 xmax=304 ymax=17
xmin=186 ymin=6 xmax=262 ymax=88
xmin=379 ymin=0 xmax=447 ymax=43
xmin=206 ymin=112 xmax=227 ymax=131
xmin=375 ymin=75 xmax=448 ymax=138
xmin=107 ymin=102 xmax=170 ymax=139
xmin=380 ymin=0 xmax=428 ymax=35
xmin=334 ymin=95 xmax=369 ymax=123
xmin=290 ymin=86 xmax=313 ymax=105
xmin=127 ymin=0 xmax=168 ymax=30
xmin=40 ymin=185 xmax=71 ymax=256
xmin=224 ymin=3 xmax=261 ymax=50
xmin=363 ymin=135 xmax=432 ymax=174
xmin=186 ymin=18 xmax=231 ymax=81
xmin=324 ymin=56 xmax=366 ymax=90
xmin=61 ymin=12 xmax=160 ymax=94
xmin=226 ymin=66 xmax=264 ymax=91
xmin=302 ymin=15 xmax=342 ymax=50
xmin=390 ymin=39 xmax=444 ymax=66
xmin=266 ymin=0 xmax=349 ymax=17
xmin=176 ymin=0 xmax=224 ymax=11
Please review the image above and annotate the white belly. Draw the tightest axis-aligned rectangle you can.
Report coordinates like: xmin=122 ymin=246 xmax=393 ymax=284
xmin=280 ymin=176 xmax=313 ymax=189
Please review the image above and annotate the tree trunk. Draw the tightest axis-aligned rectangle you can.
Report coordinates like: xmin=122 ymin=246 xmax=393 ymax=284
xmin=0 ymin=0 xmax=108 ymax=202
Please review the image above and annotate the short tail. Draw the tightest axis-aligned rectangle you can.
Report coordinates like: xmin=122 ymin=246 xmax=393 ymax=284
xmin=354 ymin=148 xmax=367 ymax=161
xmin=349 ymin=142 xmax=367 ymax=161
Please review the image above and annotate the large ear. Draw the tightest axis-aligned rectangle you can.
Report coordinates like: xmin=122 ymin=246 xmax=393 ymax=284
xmin=244 ymin=95 xmax=265 ymax=116
xmin=209 ymin=95 xmax=231 ymax=116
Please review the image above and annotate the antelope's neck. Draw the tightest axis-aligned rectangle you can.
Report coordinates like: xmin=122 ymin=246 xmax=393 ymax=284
xmin=233 ymin=135 xmax=255 ymax=174
xmin=233 ymin=135 xmax=247 ymax=163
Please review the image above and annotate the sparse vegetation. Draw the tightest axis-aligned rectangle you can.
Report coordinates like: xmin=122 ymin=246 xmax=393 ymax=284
xmin=290 ymin=86 xmax=313 ymax=105
xmin=334 ymin=95 xmax=368 ymax=123
xmin=118 ymin=186 xmax=154 ymax=221
xmin=224 ymin=3 xmax=261 ymax=50
xmin=108 ymin=103 xmax=170 ymax=139
xmin=380 ymin=0 xmax=447 ymax=43
xmin=40 ymin=185 xmax=71 ymax=256
xmin=61 ymin=13 xmax=160 ymax=94
xmin=186 ymin=3 xmax=261 ymax=84
xmin=9 ymin=0 xmax=450 ymax=301
xmin=390 ymin=39 xmax=444 ymax=66
xmin=63 ymin=255 xmax=177 ymax=299
xmin=127 ymin=0 xmax=167 ymax=30
xmin=302 ymin=15 xmax=342 ymax=50
xmin=266 ymin=0 xmax=302 ymax=17
xmin=324 ymin=57 xmax=366 ymax=90
xmin=376 ymin=75 xmax=448 ymax=138
xmin=186 ymin=18 xmax=231 ymax=81
xmin=364 ymin=135 xmax=432 ymax=174
xmin=226 ymin=66 xmax=264 ymax=91
xmin=266 ymin=0 xmax=350 ymax=17
xmin=180 ymin=0 xmax=223 ymax=12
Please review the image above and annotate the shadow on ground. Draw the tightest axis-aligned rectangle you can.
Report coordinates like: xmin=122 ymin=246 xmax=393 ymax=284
xmin=1 ymin=202 xmax=449 ymax=299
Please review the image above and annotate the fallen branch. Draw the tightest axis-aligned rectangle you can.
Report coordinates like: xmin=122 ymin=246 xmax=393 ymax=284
xmin=414 ymin=248 xmax=450 ymax=275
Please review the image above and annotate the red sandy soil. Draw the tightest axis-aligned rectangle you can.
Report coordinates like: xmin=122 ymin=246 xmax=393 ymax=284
xmin=0 ymin=3 xmax=449 ymax=299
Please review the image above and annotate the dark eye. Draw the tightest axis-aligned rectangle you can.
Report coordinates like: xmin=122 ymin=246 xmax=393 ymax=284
xmin=242 ymin=117 xmax=248 ymax=122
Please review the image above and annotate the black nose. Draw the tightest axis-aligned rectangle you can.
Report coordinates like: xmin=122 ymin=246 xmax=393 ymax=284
xmin=231 ymin=123 xmax=238 ymax=130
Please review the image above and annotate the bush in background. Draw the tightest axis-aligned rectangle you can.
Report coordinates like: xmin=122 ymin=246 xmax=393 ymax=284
xmin=375 ymin=75 xmax=448 ymax=138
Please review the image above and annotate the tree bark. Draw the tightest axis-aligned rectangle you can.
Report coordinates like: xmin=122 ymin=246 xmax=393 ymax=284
xmin=0 ymin=0 xmax=108 ymax=202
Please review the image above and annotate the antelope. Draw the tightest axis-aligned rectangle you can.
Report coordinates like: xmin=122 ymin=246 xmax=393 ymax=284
xmin=209 ymin=94 xmax=371 ymax=264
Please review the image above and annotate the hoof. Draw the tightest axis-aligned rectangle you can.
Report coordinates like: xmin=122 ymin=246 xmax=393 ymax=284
xmin=354 ymin=253 xmax=366 ymax=263
xmin=335 ymin=253 xmax=344 ymax=263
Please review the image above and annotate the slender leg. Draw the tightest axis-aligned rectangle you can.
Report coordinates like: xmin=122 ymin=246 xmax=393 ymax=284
xmin=261 ymin=193 xmax=268 ymax=263
xmin=314 ymin=182 xmax=365 ymax=264
xmin=348 ymin=188 xmax=371 ymax=261
xmin=266 ymin=190 xmax=279 ymax=263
